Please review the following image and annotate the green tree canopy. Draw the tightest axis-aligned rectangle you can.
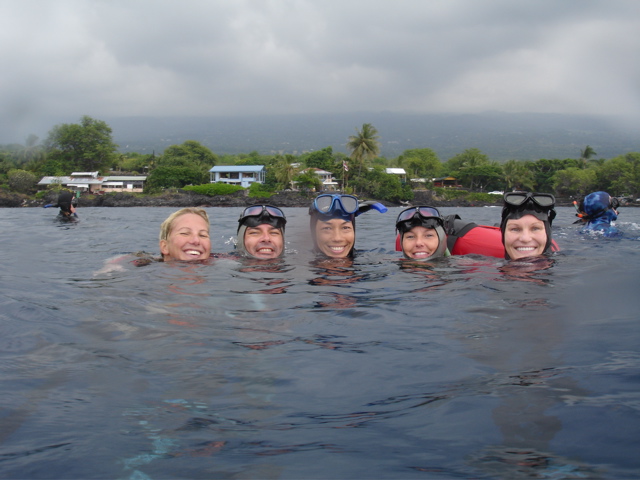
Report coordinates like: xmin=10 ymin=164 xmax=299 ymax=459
xmin=44 ymin=116 xmax=118 ymax=174
xmin=271 ymin=155 xmax=299 ymax=190
xmin=303 ymin=147 xmax=336 ymax=172
xmin=159 ymin=140 xmax=218 ymax=168
xmin=603 ymin=153 xmax=640 ymax=197
xmin=446 ymin=148 xmax=491 ymax=191
xmin=350 ymin=166 xmax=412 ymax=203
xmin=397 ymin=148 xmax=442 ymax=179
xmin=294 ymin=171 xmax=323 ymax=192
xmin=144 ymin=165 xmax=207 ymax=193
xmin=553 ymin=167 xmax=596 ymax=196
xmin=8 ymin=169 xmax=38 ymax=193
xmin=502 ymin=159 xmax=534 ymax=191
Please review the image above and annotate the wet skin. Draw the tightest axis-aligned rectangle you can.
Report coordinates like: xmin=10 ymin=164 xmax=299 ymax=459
xmin=244 ymin=224 xmax=284 ymax=259
xmin=315 ymin=218 xmax=355 ymax=258
xmin=504 ymin=215 xmax=547 ymax=260
xmin=160 ymin=213 xmax=211 ymax=261
xmin=402 ymin=226 xmax=440 ymax=259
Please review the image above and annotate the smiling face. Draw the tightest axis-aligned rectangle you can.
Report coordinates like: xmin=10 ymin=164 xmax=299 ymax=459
xmin=504 ymin=214 xmax=547 ymax=260
xmin=402 ymin=226 xmax=441 ymax=260
xmin=315 ymin=218 xmax=355 ymax=258
xmin=159 ymin=213 xmax=211 ymax=261
xmin=243 ymin=224 xmax=284 ymax=259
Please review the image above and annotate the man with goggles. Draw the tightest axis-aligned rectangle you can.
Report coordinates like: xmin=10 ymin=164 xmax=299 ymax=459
xmin=574 ymin=191 xmax=622 ymax=237
xmin=236 ymin=204 xmax=287 ymax=259
xmin=395 ymin=206 xmax=449 ymax=260
xmin=500 ymin=191 xmax=558 ymax=260
xmin=309 ymin=194 xmax=387 ymax=258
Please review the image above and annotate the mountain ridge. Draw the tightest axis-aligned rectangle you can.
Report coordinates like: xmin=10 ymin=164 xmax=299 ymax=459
xmin=83 ymin=111 xmax=640 ymax=161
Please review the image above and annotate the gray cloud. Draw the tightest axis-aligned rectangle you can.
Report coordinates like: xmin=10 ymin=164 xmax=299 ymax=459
xmin=1 ymin=0 xmax=639 ymax=142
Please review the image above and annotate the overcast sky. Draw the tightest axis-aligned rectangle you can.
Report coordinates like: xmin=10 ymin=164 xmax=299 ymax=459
xmin=1 ymin=0 xmax=639 ymax=143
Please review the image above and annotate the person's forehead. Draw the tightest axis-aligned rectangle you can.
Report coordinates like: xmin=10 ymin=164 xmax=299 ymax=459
xmin=319 ymin=218 xmax=352 ymax=226
xmin=173 ymin=214 xmax=208 ymax=228
xmin=246 ymin=224 xmax=281 ymax=231
xmin=407 ymin=225 xmax=434 ymax=232
xmin=508 ymin=215 xmax=544 ymax=225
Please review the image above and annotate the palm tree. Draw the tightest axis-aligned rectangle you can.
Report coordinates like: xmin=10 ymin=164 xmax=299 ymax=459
xmin=272 ymin=155 xmax=298 ymax=190
xmin=579 ymin=145 xmax=597 ymax=168
xmin=502 ymin=159 xmax=534 ymax=191
xmin=346 ymin=123 xmax=381 ymax=175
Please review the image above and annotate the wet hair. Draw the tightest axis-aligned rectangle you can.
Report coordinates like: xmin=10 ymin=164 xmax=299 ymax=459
xmin=57 ymin=191 xmax=75 ymax=214
xmin=159 ymin=207 xmax=210 ymax=242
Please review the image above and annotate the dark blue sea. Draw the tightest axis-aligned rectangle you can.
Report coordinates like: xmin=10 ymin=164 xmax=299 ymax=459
xmin=1 ymin=206 xmax=639 ymax=480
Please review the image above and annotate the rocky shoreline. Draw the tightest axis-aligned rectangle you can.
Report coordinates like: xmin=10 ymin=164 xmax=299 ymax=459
xmin=0 ymin=189 xmax=588 ymax=209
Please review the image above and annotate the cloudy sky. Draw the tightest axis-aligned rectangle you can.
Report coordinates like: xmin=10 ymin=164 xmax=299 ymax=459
xmin=1 ymin=0 xmax=639 ymax=142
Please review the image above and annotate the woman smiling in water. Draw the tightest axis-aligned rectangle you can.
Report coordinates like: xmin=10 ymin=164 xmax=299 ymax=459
xmin=159 ymin=207 xmax=212 ymax=262
xmin=395 ymin=206 xmax=449 ymax=260
xmin=500 ymin=192 xmax=557 ymax=260
xmin=309 ymin=194 xmax=387 ymax=259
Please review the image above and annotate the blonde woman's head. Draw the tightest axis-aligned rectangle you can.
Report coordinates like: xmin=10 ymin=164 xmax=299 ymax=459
xmin=159 ymin=208 xmax=211 ymax=261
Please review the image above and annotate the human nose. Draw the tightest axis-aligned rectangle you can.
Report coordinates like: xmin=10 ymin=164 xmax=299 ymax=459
xmin=186 ymin=232 xmax=201 ymax=244
xmin=519 ymin=229 xmax=533 ymax=242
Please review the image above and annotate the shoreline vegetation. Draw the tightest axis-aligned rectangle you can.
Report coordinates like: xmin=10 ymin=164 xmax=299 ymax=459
xmin=0 ymin=188 xmax=589 ymax=209
xmin=4 ymin=118 xmax=639 ymax=210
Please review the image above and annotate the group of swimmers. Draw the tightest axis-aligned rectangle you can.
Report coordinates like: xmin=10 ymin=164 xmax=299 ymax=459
xmin=156 ymin=190 xmax=622 ymax=263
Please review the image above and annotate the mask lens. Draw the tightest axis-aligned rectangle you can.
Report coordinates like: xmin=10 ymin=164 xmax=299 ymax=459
xmin=314 ymin=195 xmax=358 ymax=214
xmin=532 ymin=194 xmax=555 ymax=207
xmin=265 ymin=206 xmax=285 ymax=218
xmin=240 ymin=205 xmax=286 ymax=222
xmin=314 ymin=195 xmax=334 ymax=213
xmin=241 ymin=205 xmax=264 ymax=218
xmin=417 ymin=207 xmax=441 ymax=218
xmin=396 ymin=206 xmax=441 ymax=224
xmin=338 ymin=195 xmax=359 ymax=213
xmin=504 ymin=192 xmax=528 ymax=206
xmin=397 ymin=207 xmax=418 ymax=223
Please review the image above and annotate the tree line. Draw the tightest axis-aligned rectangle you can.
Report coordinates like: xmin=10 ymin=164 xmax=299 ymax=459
xmin=2 ymin=116 xmax=639 ymax=203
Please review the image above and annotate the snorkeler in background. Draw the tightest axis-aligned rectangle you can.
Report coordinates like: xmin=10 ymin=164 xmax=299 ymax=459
xmin=236 ymin=204 xmax=286 ymax=260
xmin=574 ymin=191 xmax=622 ymax=237
xmin=500 ymin=191 xmax=558 ymax=260
xmin=395 ymin=206 xmax=449 ymax=260
xmin=44 ymin=190 xmax=78 ymax=219
xmin=309 ymin=194 xmax=387 ymax=259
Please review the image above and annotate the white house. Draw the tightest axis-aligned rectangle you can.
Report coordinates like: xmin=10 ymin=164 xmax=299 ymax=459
xmin=385 ymin=168 xmax=407 ymax=182
xmin=209 ymin=165 xmax=266 ymax=188
xmin=302 ymin=167 xmax=339 ymax=191
xmin=101 ymin=176 xmax=147 ymax=192
xmin=38 ymin=172 xmax=147 ymax=193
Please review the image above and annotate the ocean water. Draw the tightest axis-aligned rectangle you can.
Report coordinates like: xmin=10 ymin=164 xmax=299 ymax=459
xmin=1 ymin=205 xmax=639 ymax=480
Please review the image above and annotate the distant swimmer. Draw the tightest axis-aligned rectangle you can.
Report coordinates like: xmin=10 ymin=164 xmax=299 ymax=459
xmin=574 ymin=191 xmax=622 ymax=237
xmin=44 ymin=190 xmax=78 ymax=220
xmin=236 ymin=204 xmax=286 ymax=260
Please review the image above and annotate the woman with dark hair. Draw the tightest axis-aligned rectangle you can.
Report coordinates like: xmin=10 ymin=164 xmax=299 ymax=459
xmin=309 ymin=194 xmax=387 ymax=259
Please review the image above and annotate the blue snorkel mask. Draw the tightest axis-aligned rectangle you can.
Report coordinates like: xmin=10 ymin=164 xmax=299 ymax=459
xmin=309 ymin=194 xmax=388 ymax=219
